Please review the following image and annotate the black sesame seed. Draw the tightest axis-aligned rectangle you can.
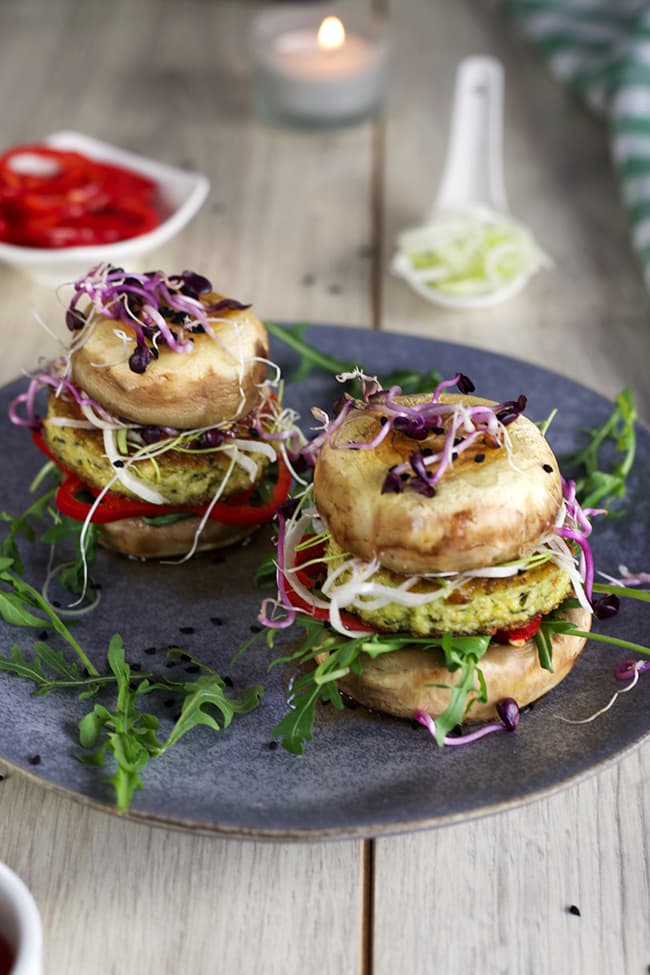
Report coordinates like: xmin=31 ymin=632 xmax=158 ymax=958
xmin=163 ymin=698 xmax=175 ymax=708
xmin=451 ymin=452 xmax=458 ymax=461
xmin=421 ymin=447 xmax=433 ymax=457
xmin=268 ymin=740 xmax=279 ymax=751
xmin=250 ymin=624 xmax=262 ymax=634
xmin=130 ymin=662 xmax=142 ymax=672
xmin=39 ymin=630 xmax=49 ymax=641
xmin=210 ymin=616 xmax=224 ymax=626
xmin=380 ymin=416 xmax=388 ymax=426
xmin=185 ymin=665 xmax=201 ymax=674
xmin=223 ymin=676 xmax=234 ymax=688
xmin=28 ymin=754 xmax=41 ymax=766
xmin=568 ymin=905 xmax=581 ymax=917
xmin=113 ymin=459 xmax=125 ymax=468
xmin=343 ymin=697 xmax=358 ymax=710
xmin=474 ymin=453 xmax=485 ymax=464
xmin=431 ymin=426 xmax=445 ymax=435
xmin=143 ymin=647 xmax=157 ymax=656
xmin=543 ymin=463 xmax=553 ymax=473
xmin=165 ymin=660 xmax=178 ymax=669
xmin=179 ymin=626 xmax=195 ymax=635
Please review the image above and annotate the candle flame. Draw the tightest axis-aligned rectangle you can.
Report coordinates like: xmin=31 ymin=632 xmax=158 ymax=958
xmin=317 ymin=16 xmax=346 ymax=52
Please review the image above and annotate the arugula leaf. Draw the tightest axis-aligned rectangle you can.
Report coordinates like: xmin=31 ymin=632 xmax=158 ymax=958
xmin=265 ymin=321 xmax=442 ymax=394
xmin=561 ymin=388 xmax=637 ymax=509
xmin=79 ymin=636 xmax=159 ymax=810
xmin=270 ymin=619 xmax=491 ymax=754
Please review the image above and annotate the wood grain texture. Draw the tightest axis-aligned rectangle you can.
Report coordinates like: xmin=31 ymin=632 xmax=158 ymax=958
xmin=0 ymin=0 xmax=649 ymax=973
xmin=0 ymin=770 xmax=364 ymax=975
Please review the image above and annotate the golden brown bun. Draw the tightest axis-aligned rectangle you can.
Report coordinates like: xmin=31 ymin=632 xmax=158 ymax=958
xmin=98 ymin=515 xmax=253 ymax=559
xmin=71 ymin=296 xmax=269 ymax=429
xmin=314 ymin=392 xmax=562 ymax=575
xmin=322 ymin=606 xmax=591 ymax=721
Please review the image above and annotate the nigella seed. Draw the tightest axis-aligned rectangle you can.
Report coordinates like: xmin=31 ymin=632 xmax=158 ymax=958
xmin=130 ymin=662 xmax=142 ymax=672
xmin=28 ymin=754 xmax=41 ymax=766
xmin=543 ymin=463 xmax=553 ymax=473
xmin=179 ymin=626 xmax=195 ymax=635
xmin=250 ymin=624 xmax=262 ymax=633
xmin=456 ymin=373 xmax=476 ymax=394
xmin=210 ymin=616 xmax=224 ymax=626
xmin=39 ymin=630 xmax=49 ymax=641
xmin=113 ymin=460 xmax=125 ymax=468
xmin=451 ymin=452 xmax=458 ymax=461
xmin=65 ymin=307 xmax=86 ymax=331
xmin=568 ymin=905 xmax=581 ymax=917
xmin=592 ymin=593 xmax=621 ymax=620
xmin=474 ymin=453 xmax=485 ymax=464
xmin=185 ymin=665 xmax=201 ymax=674
xmin=223 ymin=676 xmax=234 ymax=688
xmin=268 ymin=740 xmax=279 ymax=751
xmin=143 ymin=647 xmax=157 ymax=655
xmin=163 ymin=699 xmax=175 ymax=708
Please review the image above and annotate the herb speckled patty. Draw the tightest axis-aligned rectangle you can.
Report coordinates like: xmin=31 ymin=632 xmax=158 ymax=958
xmin=326 ymin=537 xmax=572 ymax=636
xmin=44 ymin=392 xmax=271 ymax=505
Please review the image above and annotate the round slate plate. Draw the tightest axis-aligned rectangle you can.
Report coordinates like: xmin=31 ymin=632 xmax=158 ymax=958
xmin=0 ymin=327 xmax=648 ymax=841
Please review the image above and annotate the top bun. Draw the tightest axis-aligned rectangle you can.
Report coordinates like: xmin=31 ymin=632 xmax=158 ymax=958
xmin=313 ymin=392 xmax=563 ymax=575
xmin=71 ymin=295 xmax=269 ymax=430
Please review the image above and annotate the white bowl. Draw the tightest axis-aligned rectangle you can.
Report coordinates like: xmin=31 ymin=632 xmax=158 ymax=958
xmin=0 ymin=130 xmax=210 ymax=286
xmin=0 ymin=861 xmax=42 ymax=975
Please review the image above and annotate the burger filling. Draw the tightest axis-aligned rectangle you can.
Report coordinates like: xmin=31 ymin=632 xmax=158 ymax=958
xmin=324 ymin=536 xmax=573 ymax=637
xmin=44 ymin=391 xmax=275 ymax=506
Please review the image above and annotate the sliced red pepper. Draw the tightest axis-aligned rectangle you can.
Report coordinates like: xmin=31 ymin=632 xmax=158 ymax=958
xmin=493 ymin=614 xmax=543 ymax=645
xmin=32 ymin=429 xmax=292 ymax=527
xmin=293 ymin=534 xmax=327 ymax=588
xmin=0 ymin=143 xmax=161 ymax=248
xmin=282 ymin=532 xmax=379 ymax=634
xmin=283 ymin=578 xmax=379 ymax=634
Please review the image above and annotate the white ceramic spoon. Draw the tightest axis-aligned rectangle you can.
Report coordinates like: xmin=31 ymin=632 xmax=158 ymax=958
xmin=392 ymin=56 xmax=549 ymax=310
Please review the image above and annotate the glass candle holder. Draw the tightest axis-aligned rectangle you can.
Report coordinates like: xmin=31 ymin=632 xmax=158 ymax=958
xmin=251 ymin=5 xmax=389 ymax=129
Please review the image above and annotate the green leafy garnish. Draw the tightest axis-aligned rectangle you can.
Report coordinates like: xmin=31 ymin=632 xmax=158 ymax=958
xmin=269 ymin=618 xmax=491 ymax=754
xmin=77 ymin=639 xmax=262 ymax=811
xmin=562 ymin=388 xmax=637 ymax=510
xmin=0 ymin=473 xmax=264 ymax=811
xmin=265 ymin=321 xmax=443 ymax=394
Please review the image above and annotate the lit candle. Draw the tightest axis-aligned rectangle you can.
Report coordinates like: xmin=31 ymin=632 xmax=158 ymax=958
xmin=251 ymin=7 xmax=389 ymax=128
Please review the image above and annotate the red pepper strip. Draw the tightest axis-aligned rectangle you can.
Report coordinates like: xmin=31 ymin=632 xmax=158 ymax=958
xmin=493 ymin=614 xmax=543 ymax=645
xmin=282 ymin=578 xmax=379 ymax=634
xmin=283 ymin=533 xmax=379 ymax=633
xmin=32 ymin=429 xmax=292 ymax=527
xmin=293 ymin=534 xmax=327 ymax=588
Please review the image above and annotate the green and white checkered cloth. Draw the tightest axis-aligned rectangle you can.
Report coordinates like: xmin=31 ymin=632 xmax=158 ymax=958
xmin=503 ymin=0 xmax=650 ymax=290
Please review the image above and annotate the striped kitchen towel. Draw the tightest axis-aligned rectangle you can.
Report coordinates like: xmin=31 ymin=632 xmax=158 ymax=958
xmin=503 ymin=0 xmax=650 ymax=290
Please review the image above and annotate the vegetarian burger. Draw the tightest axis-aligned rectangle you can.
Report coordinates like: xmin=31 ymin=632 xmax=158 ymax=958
xmin=264 ymin=371 xmax=595 ymax=744
xmin=14 ymin=264 xmax=297 ymax=558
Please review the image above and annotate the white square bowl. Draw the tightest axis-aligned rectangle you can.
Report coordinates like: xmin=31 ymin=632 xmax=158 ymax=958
xmin=0 ymin=130 xmax=210 ymax=285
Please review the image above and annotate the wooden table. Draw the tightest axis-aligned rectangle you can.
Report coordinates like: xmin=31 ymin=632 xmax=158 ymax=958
xmin=1 ymin=1 xmax=649 ymax=972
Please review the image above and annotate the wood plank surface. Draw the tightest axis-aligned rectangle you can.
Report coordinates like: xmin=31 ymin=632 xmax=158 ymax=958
xmin=0 ymin=1 xmax=648 ymax=974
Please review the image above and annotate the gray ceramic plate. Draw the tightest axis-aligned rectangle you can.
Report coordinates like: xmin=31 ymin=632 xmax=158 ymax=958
xmin=1 ymin=327 xmax=649 ymax=841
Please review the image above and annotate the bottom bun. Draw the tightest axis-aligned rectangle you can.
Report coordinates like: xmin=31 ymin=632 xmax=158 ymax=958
xmin=98 ymin=516 xmax=253 ymax=559
xmin=327 ymin=606 xmax=592 ymax=721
